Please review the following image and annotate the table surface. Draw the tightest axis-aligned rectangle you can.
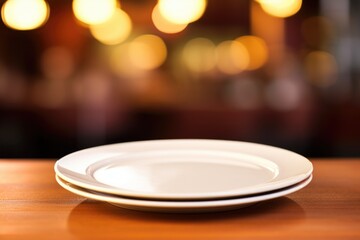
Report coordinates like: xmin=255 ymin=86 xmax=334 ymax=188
xmin=0 ymin=159 xmax=359 ymax=240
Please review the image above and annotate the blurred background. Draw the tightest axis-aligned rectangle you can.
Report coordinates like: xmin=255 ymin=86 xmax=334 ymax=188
xmin=0 ymin=0 xmax=359 ymax=158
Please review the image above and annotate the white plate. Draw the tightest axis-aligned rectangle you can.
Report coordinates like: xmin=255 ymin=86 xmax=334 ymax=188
xmin=56 ymin=174 xmax=312 ymax=213
xmin=54 ymin=139 xmax=312 ymax=200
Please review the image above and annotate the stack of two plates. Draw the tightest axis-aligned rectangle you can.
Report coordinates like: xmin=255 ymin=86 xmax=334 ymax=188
xmin=54 ymin=139 xmax=313 ymax=213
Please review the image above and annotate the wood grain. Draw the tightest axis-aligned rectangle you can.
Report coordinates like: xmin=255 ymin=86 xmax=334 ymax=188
xmin=0 ymin=159 xmax=359 ymax=239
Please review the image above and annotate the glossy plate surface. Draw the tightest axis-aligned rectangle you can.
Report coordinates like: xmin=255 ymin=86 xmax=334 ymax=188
xmin=56 ymin=174 xmax=312 ymax=213
xmin=55 ymin=139 xmax=312 ymax=200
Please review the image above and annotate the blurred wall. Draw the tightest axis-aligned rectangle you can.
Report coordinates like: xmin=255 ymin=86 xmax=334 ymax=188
xmin=0 ymin=0 xmax=359 ymax=158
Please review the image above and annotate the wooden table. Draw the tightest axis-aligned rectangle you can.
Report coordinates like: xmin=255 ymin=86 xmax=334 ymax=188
xmin=0 ymin=159 xmax=359 ymax=239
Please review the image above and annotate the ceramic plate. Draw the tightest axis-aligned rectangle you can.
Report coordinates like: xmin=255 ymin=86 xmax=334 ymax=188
xmin=54 ymin=139 xmax=312 ymax=200
xmin=56 ymin=174 xmax=312 ymax=213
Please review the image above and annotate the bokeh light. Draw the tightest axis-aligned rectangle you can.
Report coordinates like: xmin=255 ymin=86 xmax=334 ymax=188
xmin=72 ymin=0 xmax=117 ymax=25
xmin=304 ymin=51 xmax=338 ymax=87
xmin=90 ymin=8 xmax=132 ymax=45
xmin=256 ymin=0 xmax=302 ymax=18
xmin=152 ymin=4 xmax=188 ymax=34
xmin=235 ymin=35 xmax=268 ymax=70
xmin=158 ymin=0 xmax=207 ymax=24
xmin=216 ymin=40 xmax=249 ymax=75
xmin=182 ymin=38 xmax=217 ymax=73
xmin=109 ymin=43 xmax=137 ymax=77
xmin=266 ymin=79 xmax=302 ymax=110
xmin=129 ymin=34 xmax=167 ymax=70
xmin=1 ymin=0 xmax=49 ymax=30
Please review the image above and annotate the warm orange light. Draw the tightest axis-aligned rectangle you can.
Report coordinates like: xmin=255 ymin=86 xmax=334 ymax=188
xmin=129 ymin=34 xmax=167 ymax=70
xmin=109 ymin=43 xmax=139 ymax=77
xmin=90 ymin=8 xmax=132 ymax=45
xmin=304 ymin=51 xmax=338 ymax=87
xmin=216 ymin=40 xmax=249 ymax=75
xmin=182 ymin=38 xmax=216 ymax=73
xmin=235 ymin=35 xmax=268 ymax=70
xmin=1 ymin=0 xmax=49 ymax=30
xmin=72 ymin=0 xmax=117 ymax=25
xmin=158 ymin=0 xmax=207 ymax=24
xmin=152 ymin=4 xmax=188 ymax=34
xmin=256 ymin=0 xmax=302 ymax=18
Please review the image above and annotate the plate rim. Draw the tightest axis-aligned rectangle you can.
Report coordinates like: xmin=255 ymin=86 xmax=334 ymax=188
xmin=54 ymin=139 xmax=313 ymax=200
xmin=55 ymin=174 xmax=313 ymax=213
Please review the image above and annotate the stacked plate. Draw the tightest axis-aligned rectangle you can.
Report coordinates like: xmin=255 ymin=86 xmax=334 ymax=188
xmin=54 ymin=139 xmax=313 ymax=213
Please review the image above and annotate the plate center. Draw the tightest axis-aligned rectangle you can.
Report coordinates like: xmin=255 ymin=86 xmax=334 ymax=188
xmin=87 ymin=150 xmax=278 ymax=197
